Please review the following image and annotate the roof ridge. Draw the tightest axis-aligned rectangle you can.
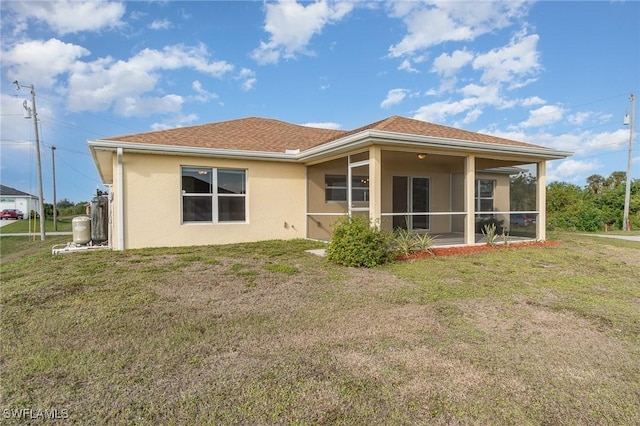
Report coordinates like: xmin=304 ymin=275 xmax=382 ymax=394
xmin=373 ymin=115 xmax=402 ymax=131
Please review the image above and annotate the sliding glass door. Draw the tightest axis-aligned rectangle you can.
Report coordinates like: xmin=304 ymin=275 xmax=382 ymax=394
xmin=393 ymin=176 xmax=430 ymax=231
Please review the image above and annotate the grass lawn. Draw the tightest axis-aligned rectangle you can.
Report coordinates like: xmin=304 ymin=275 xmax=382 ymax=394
xmin=0 ymin=218 xmax=73 ymax=234
xmin=1 ymin=233 xmax=639 ymax=424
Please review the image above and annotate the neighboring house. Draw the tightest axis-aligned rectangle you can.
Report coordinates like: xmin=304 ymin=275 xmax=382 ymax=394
xmin=88 ymin=116 xmax=572 ymax=250
xmin=0 ymin=185 xmax=39 ymax=216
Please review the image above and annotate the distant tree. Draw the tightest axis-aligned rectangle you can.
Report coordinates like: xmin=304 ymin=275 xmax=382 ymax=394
xmin=43 ymin=203 xmax=54 ymax=218
xmin=585 ymin=174 xmax=605 ymax=195
xmin=605 ymin=171 xmax=626 ymax=189
xmin=510 ymin=172 xmax=536 ymax=211
xmin=548 ymin=173 xmax=640 ymax=231
xmin=56 ymin=198 xmax=74 ymax=209
xmin=547 ymin=182 xmax=582 ymax=212
xmin=546 ymin=182 xmax=584 ymax=230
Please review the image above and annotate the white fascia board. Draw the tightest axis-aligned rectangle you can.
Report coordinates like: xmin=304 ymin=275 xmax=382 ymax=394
xmin=89 ymin=144 xmax=112 ymax=184
xmin=299 ymin=130 xmax=573 ymax=161
xmin=87 ymin=139 xmax=301 ymax=162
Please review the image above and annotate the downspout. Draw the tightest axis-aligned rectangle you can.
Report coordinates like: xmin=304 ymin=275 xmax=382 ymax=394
xmin=117 ymin=148 xmax=124 ymax=250
xmin=107 ymin=184 xmax=114 ymax=249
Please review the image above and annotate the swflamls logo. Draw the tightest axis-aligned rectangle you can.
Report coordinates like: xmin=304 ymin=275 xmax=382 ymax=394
xmin=3 ymin=408 xmax=70 ymax=419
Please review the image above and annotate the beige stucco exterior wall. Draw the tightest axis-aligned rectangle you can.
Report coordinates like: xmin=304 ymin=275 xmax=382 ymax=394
xmin=116 ymin=152 xmax=306 ymax=249
xmin=101 ymin=144 xmax=549 ymax=249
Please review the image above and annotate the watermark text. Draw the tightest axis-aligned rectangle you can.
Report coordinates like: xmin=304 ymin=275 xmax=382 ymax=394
xmin=3 ymin=408 xmax=69 ymax=420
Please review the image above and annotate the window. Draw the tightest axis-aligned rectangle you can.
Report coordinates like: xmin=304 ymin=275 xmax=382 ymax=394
xmin=325 ymin=174 xmax=369 ymax=202
xmin=325 ymin=175 xmax=346 ymax=202
xmin=181 ymin=167 xmax=246 ymax=223
xmin=475 ymin=179 xmax=494 ymax=212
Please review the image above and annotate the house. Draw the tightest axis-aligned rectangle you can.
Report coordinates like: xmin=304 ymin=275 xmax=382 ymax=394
xmin=88 ymin=116 xmax=572 ymax=250
xmin=0 ymin=185 xmax=39 ymax=216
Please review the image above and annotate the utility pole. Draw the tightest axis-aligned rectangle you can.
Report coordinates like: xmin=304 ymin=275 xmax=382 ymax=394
xmin=14 ymin=81 xmax=46 ymax=241
xmin=623 ymin=93 xmax=636 ymax=232
xmin=52 ymin=146 xmax=57 ymax=232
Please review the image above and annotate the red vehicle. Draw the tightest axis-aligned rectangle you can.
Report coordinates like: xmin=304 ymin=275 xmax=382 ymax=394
xmin=0 ymin=209 xmax=24 ymax=220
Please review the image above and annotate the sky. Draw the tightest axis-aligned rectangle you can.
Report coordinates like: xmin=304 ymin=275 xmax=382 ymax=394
xmin=1 ymin=0 xmax=639 ymax=204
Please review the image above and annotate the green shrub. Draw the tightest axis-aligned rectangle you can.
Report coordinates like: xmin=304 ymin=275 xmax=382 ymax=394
xmin=482 ymin=223 xmax=499 ymax=246
xmin=393 ymin=228 xmax=437 ymax=255
xmin=413 ymin=232 xmax=437 ymax=253
xmin=393 ymin=228 xmax=416 ymax=256
xmin=326 ymin=215 xmax=394 ymax=268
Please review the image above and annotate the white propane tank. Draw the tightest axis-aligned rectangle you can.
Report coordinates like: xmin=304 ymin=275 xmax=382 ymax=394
xmin=72 ymin=216 xmax=91 ymax=245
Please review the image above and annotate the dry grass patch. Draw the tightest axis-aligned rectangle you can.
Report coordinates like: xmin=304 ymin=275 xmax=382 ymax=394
xmin=1 ymin=235 xmax=639 ymax=424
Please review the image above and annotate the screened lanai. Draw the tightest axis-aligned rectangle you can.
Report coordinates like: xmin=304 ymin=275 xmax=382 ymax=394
xmin=306 ymin=146 xmax=544 ymax=246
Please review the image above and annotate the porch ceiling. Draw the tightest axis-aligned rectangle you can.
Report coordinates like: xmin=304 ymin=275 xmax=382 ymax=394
xmin=381 ymin=150 xmax=533 ymax=172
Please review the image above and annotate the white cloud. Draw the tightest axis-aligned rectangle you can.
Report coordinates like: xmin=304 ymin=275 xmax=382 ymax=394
xmin=2 ymin=38 xmax=90 ymax=89
xmin=398 ymin=59 xmax=419 ymax=73
xmin=130 ymin=11 xmax=146 ymax=21
xmin=115 ymin=94 xmax=184 ymax=117
xmin=67 ymin=43 xmax=234 ymax=114
xmin=521 ymin=105 xmax=565 ymax=128
xmin=522 ymin=96 xmax=546 ymax=106
xmin=380 ymin=88 xmax=409 ymax=108
xmin=237 ymin=68 xmax=257 ymax=91
xmin=490 ymin=128 xmax=629 ymax=155
xmin=460 ymin=83 xmax=499 ymax=101
xmin=151 ymin=113 xmax=199 ymax=131
xmin=6 ymin=0 xmax=125 ymax=35
xmin=191 ymin=81 xmax=219 ymax=102
xmin=149 ymin=19 xmax=172 ymax=30
xmin=567 ymin=111 xmax=612 ymax=127
xmin=251 ymin=0 xmax=354 ymax=64
xmin=581 ymin=129 xmax=629 ymax=151
xmin=460 ymin=108 xmax=483 ymax=125
xmin=413 ymin=98 xmax=482 ymax=123
xmin=413 ymin=83 xmax=503 ymax=123
xmin=548 ymin=159 xmax=603 ymax=183
xmin=432 ymin=49 xmax=474 ymax=77
xmin=388 ymin=1 xmax=529 ymax=57
xmin=567 ymin=111 xmax=591 ymax=126
xmin=472 ymin=31 xmax=541 ymax=86
xmin=300 ymin=122 xmax=342 ymax=130
xmin=410 ymin=26 xmax=542 ymax=126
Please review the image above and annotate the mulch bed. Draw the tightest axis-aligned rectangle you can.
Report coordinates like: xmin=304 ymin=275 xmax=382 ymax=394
xmin=397 ymin=240 xmax=561 ymax=260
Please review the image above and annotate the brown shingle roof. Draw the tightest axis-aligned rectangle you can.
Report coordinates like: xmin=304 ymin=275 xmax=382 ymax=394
xmin=318 ymin=115 xmax=544 ymax=149
xmin=105 ymin=117 xmax=347 ymax=153
xmin=103 ymin=115 xmax=548 ymax=153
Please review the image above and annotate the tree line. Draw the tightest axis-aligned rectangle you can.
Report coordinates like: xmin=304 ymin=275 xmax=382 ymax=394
xmin=43 ymin=199 xmax=88 ymax=218
xmin=546 ymin=171 xmax=640 ymax=231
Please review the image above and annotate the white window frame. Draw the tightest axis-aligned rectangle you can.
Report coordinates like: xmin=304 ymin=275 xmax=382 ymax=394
xmin=181 ymin=166 xmax=247 ymax=224
xmin=475 ymin=179 xmax=495 ymax=213
xmin=325 ymin=174 xmax=369 ymax=203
